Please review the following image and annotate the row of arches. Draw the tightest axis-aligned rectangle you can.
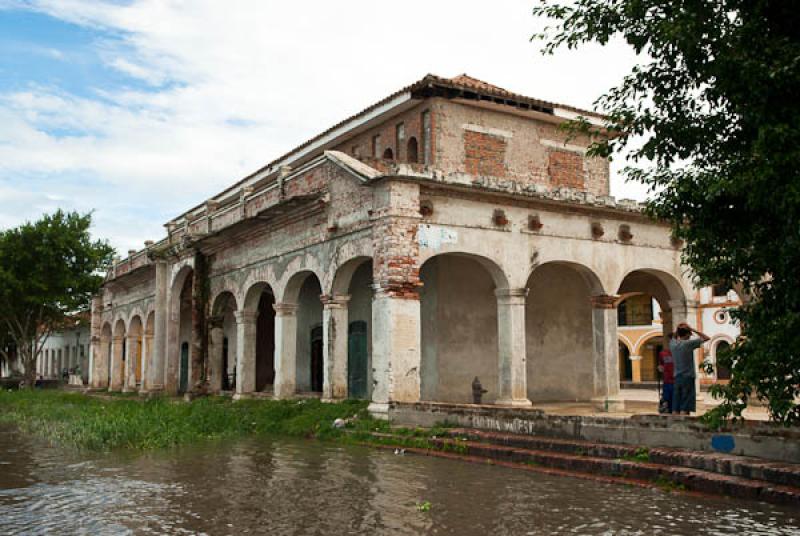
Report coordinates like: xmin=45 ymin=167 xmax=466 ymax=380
xmin=98 ymin=251 xmax=692 ymax=405
xmin=618 ymin=335 xmax=733 ymax=383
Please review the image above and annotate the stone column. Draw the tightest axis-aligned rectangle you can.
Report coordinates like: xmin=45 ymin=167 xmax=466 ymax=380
xmin=369 ymin=293 xmax=421 ymax=419
xmin=109 ymin=336 xmax=125 ymax=391
xmin=123 ymin=335 xmax=140 ymax=392
xmin=669 ymin=299 xmax=704 ymax=407
xmin=273 ymin=303 xmax=298 ymax=399
xmin=495 ymin=288 xmax=532 ymax=407
xmin=208 ymin=318 xmax=224 ymax=393
xmin=89 ymin=296 xmax=105 ymax=388
xmin=147 ymin=260 xmax=168 ymax=392
xmin=141 ymin=333 xmax=153 ymax=393
xmin=234 ymin=310 xmax=258 ymax=396
xmin=322 ymin=294 xmax=350 ymax=401
xmin=590 ymin=294 xmax=624 ymax=411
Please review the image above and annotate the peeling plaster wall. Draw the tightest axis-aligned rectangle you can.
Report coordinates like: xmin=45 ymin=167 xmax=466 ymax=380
xmin=526 ymin=264 xmax=594 ymax=401
xmin=420 ymin=255 xmax=498 ymax=404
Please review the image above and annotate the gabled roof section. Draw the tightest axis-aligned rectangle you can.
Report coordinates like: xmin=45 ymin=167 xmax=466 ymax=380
xmin=324 ymin=150 xmax=381 ymax=182
xmin=169 ymin=73 xmax=606 ymax=225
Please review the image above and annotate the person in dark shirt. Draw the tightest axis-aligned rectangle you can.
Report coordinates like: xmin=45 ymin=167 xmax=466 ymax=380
xmin=669 ymin=322 xmax=710 ymax=415
xmin=657 ymin=333 xmax=675 ymax=413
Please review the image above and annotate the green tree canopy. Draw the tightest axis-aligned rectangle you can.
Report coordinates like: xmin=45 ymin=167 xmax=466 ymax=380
xmin=0 ymin=210 xmax=114 ymax=385
xmin=532 ymin=0 xmax=800 ymax=423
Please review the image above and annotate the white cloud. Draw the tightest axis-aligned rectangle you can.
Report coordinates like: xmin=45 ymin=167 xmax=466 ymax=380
xmin=1 ymin=0 xmax=645 ymax=253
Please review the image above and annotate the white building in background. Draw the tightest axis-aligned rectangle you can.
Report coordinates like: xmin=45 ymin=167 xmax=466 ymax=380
xmin=37 ymin=316 xmax=91 ymax=384
xmin=618 ymin=284 xmax=741 ymax=386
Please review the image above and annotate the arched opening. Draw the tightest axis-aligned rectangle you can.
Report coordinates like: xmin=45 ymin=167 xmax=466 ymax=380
xmin=211 ymin=292 xmax=238 ymax=392
xmin=128 ymin=315 xmax=144 ymax=388
xmin=287 ymin=272 xmax=324 ymax=394
xmin=407 ymin=137 xmax=419 ymax=163
xmin=715 ymin=340 xmax=732 ymax=380
xmin=619 ymin=342 xmax=632 ymax=381
xmin=526 ymin=262 xmax=601 ymax=401
xmin=112 ymin=319 xmax=126 ymax=390
xmin=331 ymin=257 xmax=374 ymax=400
xmin=382 ymin=147 xmax=394 ymax=160
xmin=256 ymin=290 xmax=276 ymax=391
xmin=178 ymin=271 xmax=194 ymax=394
xmin=100 ymin=323 xmax=112 ymax=388
xmin=616 ymin=269 xmax=687 ymax=386
xmin=420 ymin=254 xmax=504 ymax=404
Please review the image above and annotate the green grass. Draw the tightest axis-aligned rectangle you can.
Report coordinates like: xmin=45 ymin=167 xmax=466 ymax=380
xmin=623 ymin=447 xmax=650 ymax=463
xmin=0 ymin=389 xmax=371 ymax=451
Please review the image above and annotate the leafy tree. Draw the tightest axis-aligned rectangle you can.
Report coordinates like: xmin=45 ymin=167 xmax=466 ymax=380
xmin=0 ymin=211 xmax=114 ymax=387
xmin=532 ymin=1 xmax=800 ymax=423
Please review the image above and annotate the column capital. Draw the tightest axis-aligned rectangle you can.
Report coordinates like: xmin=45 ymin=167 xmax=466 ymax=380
xmin=320 ymin=294 xmax=351 ymax=308
xmin=590 ymin=294 xmax=620 ymax=309
xmin=234 ymin=310 xmax=259 ymax=323
xmin=125 ymin=334 xmax=141 ymax=341
xmin=272 ymin=303 xmax=298 ymax=316
xmin=494 ymin=287 xmax=528 ymax=305
xmin=668 ymin=298 xmax=699 ymax=310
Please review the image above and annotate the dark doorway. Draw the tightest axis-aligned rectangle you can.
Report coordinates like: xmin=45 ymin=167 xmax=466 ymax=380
xmin=256 ymin=292 xmax=276 ymax=391
xmin=310 ymin=325 xmax=323 ymax=392
xmin=619 ymin=342 xmax=632 ymax=382
xmin=179 ymin=342 xmax=189 ymax=394
xmin=347 ymin=321 xmax=368 ymax=399
xmin=222 ymin=337 xmax=230 ymax=391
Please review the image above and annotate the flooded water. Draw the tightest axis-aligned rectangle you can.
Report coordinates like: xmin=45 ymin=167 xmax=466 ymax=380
xmin=0 ymin=425 xmax=798 ymax=535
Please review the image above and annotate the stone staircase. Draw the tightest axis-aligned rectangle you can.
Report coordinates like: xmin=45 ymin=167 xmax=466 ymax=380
xmin=370 ymin=427 xmax=800 ymax=506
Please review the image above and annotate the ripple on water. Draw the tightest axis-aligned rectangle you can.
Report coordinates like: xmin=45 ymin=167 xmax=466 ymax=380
xmin=0 ymin=426 xmax=798 ymax=535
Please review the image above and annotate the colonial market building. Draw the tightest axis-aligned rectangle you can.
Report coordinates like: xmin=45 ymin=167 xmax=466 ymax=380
xmin=90 ymin=74 xmax=709 ymax=416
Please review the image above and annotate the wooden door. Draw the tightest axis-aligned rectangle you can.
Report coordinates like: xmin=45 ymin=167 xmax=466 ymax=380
xmin=347 ymin=321 xmax=368 ymax=399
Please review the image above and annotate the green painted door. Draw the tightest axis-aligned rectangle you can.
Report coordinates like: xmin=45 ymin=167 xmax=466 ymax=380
xmin=348 ymin=321 xmax=368 ymax=399
xmin=179 ymin=342 xmax=189 ymax=394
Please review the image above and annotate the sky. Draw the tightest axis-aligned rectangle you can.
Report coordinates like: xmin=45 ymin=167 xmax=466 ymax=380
xmin=0 ymin=0 xmax=647 ymax=254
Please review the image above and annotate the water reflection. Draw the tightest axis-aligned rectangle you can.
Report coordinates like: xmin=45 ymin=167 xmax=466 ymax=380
xmin=0 ymin=425 xmax=797 ymax=535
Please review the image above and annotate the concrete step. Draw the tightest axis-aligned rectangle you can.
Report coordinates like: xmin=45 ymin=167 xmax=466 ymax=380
xmin=444 ymin=428 xmax=800 ymax=490
xmin=368 ymin=431 xmax=800 ymax=506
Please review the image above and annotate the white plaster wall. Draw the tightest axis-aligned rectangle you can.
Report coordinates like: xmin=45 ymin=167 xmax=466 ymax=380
xmin=420 ymin=255 xmax=499 ymax=404
xmin=526 ymin=264 xmax=594 ymax=401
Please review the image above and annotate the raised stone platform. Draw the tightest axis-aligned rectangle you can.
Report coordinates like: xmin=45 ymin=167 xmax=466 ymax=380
xmin=388 ymin=401 xmax=800 ymax=464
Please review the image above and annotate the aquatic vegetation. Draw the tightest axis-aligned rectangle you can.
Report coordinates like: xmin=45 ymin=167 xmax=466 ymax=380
xmin=0 ymin=390 xmax=369 ymax=451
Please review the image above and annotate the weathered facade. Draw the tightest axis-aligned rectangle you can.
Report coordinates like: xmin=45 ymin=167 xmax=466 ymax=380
xmin=92 ymin=74 xmax=699 ymax=416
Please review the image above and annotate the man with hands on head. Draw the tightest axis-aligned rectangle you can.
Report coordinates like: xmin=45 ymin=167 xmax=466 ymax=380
xmin=669 ymin=322 xmax=710 ymax=415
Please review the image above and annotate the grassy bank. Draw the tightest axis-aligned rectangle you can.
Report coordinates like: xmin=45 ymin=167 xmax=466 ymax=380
xmin=0 ymin=389 xmax=381 ymax=451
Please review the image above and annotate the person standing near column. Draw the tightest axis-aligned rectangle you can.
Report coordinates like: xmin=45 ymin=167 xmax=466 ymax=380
xmin=670 ymin=323 xmax=710 ymax=415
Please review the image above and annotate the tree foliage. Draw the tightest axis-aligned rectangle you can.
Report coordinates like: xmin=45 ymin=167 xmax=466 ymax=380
xmin=0 ymin=211 xmax=114 ymax=386
xmin=532 ymin=1 xmax=800 ymax=423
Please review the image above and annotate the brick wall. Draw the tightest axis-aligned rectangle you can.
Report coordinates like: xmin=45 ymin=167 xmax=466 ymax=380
xmin=371 ymin=180 xmax=422 ymax=299
xmin=548 ymin=150 xmax=585 ymax=189
xmin=434 ymin=99 xmax=610 ymax=196
xmin=464 ymin=130 xmax=507 ymax=177
xmin=334 ymin=102 xmax=432 ymax=165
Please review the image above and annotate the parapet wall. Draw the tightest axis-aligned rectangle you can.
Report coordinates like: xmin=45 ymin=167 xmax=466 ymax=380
xmin=389 ymin=401 xmax=800 ymax=464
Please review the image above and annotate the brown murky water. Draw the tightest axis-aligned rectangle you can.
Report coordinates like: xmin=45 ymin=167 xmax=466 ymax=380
xmin=0 ymin=425 xmax=798 ymax=535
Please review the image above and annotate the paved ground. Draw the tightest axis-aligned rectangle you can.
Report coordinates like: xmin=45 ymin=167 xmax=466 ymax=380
xmin=535 ymin=388 xmax=771 ymax=420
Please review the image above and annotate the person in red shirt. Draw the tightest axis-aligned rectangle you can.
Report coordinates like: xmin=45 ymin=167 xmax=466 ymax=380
xmin=657 ymin=333 xmax=675 ymax=413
